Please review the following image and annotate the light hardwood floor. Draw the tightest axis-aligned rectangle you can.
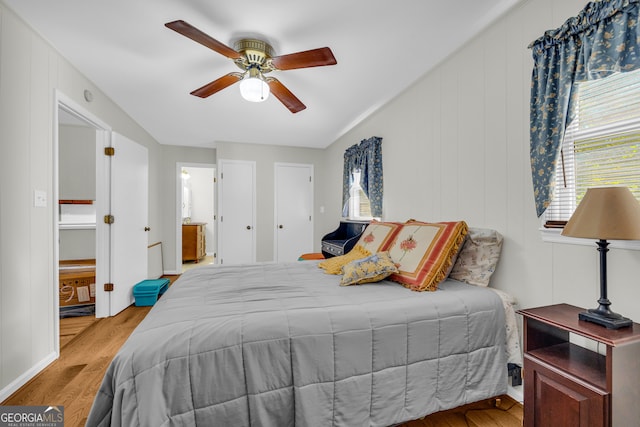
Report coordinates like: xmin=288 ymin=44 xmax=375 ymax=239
xmin=3 ymin=273 xmax=522 ymax=427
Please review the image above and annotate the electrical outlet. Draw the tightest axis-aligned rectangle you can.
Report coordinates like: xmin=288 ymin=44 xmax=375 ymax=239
xmin=34 ymin=190 xmax=47 ymax=208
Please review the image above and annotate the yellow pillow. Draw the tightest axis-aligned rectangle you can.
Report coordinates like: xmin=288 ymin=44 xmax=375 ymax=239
xmin=340 ymin=252 xmax=398 ymax=286
xmin=318 ymin=245 xmax=371 ymax=275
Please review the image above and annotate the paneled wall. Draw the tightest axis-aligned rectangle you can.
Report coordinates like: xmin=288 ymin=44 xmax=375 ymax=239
xmin=0 ymin=2 xmax=165 ymax=399
xmin=215 ymin=141 xmax=326 ymax=263
xmin=320 ymin=0 xmax=640 ymax=324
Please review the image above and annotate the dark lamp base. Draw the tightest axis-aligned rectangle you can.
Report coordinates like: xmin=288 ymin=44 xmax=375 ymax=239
xmin=579 ymin=309 xmax=632 ymax=329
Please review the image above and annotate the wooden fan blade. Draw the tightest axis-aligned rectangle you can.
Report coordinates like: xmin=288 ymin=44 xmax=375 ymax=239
xmin=266 ymin=78 xmax=306 ymax=113
xmin=270 ymin=47 xmax=337 ymax=70
xmin=190 ymin=73 xmax=242 ymax=98
xmin=165 ymin=20 xmax=242 ymax=60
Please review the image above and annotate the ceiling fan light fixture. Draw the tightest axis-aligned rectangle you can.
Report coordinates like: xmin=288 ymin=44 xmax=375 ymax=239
xmin=165 ymin=21 xmax=335 ymax=112
xmin=239 ymin=68 xmax=270 ymax=103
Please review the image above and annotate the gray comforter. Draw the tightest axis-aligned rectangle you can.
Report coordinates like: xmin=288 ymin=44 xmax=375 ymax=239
xmin=87 ymin=261 xmax=507 ymax=427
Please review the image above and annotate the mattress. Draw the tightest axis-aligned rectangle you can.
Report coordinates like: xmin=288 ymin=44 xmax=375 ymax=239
xmin=87 ymin=261 xmax=508 ymax=427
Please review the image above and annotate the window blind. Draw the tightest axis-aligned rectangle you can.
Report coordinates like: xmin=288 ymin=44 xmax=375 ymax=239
xmin=545 ymin=69 xmax=640 ymax=224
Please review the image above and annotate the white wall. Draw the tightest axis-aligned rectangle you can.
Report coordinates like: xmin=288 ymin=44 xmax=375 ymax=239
xmin=58 ymin=124 xmax=96 ymax=261
xmin=0 ymin=1 xmax=224 ymax=398
xmin=59 ymin=125 xmax=96 ymax=200
xmin=320 ymin=0 xmax=640 ymax=324
xmin=216 ymin=141 xmax=325 ymax=262
xmin=0 ymin=2 xmax=166 ymax=399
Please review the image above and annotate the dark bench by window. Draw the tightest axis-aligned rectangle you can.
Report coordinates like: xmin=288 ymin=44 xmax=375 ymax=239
xmin=321 ymin=220 xmax=369 ymax=258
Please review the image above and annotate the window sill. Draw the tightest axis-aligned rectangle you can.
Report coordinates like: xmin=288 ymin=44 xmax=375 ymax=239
xmin=343 ymin=217 xmax=377 ymax=222
xmin=540 ymin=227 xmax=640 ymax=250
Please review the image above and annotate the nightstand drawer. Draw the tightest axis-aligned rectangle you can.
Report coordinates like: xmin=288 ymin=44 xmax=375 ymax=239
xmin=524 ymin=353 xmax=609 ymax=427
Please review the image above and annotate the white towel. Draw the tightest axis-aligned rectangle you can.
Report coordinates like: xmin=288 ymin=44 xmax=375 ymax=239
xmin=77 ymin=286 xmax=90 ymax=302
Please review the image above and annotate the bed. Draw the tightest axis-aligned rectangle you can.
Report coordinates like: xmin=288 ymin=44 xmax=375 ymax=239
xmin=87 ymin=222 xmax=519 ymax=427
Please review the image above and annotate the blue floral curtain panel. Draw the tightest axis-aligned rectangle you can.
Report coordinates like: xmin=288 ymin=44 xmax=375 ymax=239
xmin=342 ymin=136 xmax=383 ymax=217
xmin=529 ymin=0 xmax=640 ymax=216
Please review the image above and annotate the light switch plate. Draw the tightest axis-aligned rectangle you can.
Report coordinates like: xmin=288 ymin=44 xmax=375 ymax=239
xmin=34 ymin=190 xmax=47 ymax=207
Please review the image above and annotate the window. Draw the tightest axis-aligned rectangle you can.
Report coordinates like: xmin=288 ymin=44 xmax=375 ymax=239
xmin=347 ymin=170 xmax=373 ymax=219
xmin=342 ymin=136 xmax=383 ymax=218
xmin=545 ymin=69 xmax=640 ymax=226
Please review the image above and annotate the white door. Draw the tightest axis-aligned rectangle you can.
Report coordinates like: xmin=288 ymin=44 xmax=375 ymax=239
xmin=275 ymin=163 xmax=313 ymax=262
xmin=218 ymin=159 xmax=255 ymax=265
xmin=109 ymin=133 xmax=148 ymax=316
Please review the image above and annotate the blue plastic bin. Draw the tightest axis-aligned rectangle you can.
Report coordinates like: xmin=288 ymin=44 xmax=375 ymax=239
xmin=133 ymin=278 xmax=170 ymax=306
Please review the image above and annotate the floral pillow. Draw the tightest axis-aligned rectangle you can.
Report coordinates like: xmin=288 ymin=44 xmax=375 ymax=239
xmin=449 ymin=227 xmax=503 ymax=286
xmin=387 ymin=220 xmax=468 ymax=291
xmin=355 ymin=221 xmax=403 ymax=253
xmin=318 ymin=244 xmax=371 ymax=275
xmin=340 ymin=252 xmax=398 ymax=286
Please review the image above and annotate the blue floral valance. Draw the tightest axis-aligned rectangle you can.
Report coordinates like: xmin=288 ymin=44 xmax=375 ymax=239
xmin=529 ymin=0 xmax=640 ymax=216
xmin=342 ymin=136 xmax=383 ymax=218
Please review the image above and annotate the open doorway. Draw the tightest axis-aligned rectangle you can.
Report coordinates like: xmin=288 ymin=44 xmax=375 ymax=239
xmin=58 ymin=111 xmax=97 ymax=322
xmin=176 ymin=163 xmax=216 ymax=272
xmin=54 ymin=92 xmax=111 ymax=354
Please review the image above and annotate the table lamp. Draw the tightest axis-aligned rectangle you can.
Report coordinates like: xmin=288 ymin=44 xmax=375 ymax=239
xmin=561 ymin=186 xmax=640 ymax=329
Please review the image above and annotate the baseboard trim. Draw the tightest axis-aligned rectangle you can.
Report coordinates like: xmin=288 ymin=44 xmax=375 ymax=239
xmin=0 ymin=351 xmax=58 ymax=403
xmin=507 ymin=384 xmax=523 ymax=403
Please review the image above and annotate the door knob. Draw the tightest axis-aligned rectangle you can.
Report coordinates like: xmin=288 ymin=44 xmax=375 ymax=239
xmin=144 ymin=227 xmax=150 ymax=232
xmin=246 ymin=225 xmax=252 ymax=230
xmin=279 ymin=225 xmax=284 ymax=229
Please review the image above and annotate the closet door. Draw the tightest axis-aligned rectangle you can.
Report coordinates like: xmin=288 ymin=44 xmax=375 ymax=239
xmin=274 ymin=163 xmax=313 ymax=262
xmin=218 ymin=159 xmax=256 ymax=265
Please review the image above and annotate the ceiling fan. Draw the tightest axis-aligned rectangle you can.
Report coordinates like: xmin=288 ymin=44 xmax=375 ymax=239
xmin=165 ymin=20 xmax=337 ymax=113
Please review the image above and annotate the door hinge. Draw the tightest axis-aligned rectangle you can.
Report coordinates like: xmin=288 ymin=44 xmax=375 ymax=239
xmin=214 ymin=177 xmax=217 ymax=183
xmin=309 ymin=176 xmax=312 ymax=182
xmin=104 ymin=214 xmax=115 ymax=224
xmin=104 ymin=147 xmax=115 ymax=156
xmin=104 ymin=283 xmax=114 ymax=292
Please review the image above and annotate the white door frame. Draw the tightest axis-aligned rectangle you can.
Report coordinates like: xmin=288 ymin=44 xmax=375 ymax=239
xmin=175 ymin=162 xmax=216 ymax=273
xmin=53 ymin=90 xmax=112 ymax=353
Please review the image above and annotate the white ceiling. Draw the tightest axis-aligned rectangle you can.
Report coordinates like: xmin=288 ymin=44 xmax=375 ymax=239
xmin=5 ymin=0 xmax=521 ymax=149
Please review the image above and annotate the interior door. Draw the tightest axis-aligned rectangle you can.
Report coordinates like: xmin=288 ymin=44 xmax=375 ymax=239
xmin=218 ymin=159 xmax=255 ymax=265
xmin=275 ymin=163 xmax=313 ymax=262
xmin=109 ymin=132 xmax=148 ymax=316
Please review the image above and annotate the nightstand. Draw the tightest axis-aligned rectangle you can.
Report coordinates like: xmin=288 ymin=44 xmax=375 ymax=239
xmin=518 ymin=304 xmax=640 ymax=427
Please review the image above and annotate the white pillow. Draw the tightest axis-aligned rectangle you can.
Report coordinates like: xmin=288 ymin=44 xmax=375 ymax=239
xmin=448 ymin=227 xmax=503 ymax=287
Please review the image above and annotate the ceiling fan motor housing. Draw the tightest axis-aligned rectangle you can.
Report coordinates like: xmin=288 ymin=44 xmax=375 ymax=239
xmin=234 ymin=39 xmax=274 ymax=67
